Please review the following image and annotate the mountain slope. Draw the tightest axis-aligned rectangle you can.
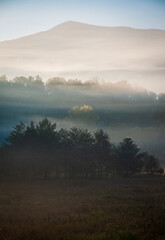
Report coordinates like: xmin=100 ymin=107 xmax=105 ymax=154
xmin=0 ymin=21 xmax=165 ymax=92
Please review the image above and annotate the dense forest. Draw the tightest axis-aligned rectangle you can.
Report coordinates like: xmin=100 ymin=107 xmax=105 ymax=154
xmin=0 ymin=118 xmax=163 ymax=179
xmin=0 ymin=75 xmax=165 ymax=164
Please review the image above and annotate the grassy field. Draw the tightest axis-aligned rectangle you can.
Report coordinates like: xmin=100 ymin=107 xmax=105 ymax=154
xmin=0 ymin=176 xmax=165 ymax=240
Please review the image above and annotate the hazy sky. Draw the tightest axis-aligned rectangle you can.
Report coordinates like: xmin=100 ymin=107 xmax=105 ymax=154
xmin=0 ymin=0 xmax=165 ymax=41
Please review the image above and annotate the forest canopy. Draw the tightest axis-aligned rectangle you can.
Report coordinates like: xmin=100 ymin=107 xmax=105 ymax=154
xmin=0 ymin=119 xmax=163 ymax=179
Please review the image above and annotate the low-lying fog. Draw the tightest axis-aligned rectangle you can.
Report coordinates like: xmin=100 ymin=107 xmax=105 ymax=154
xmin=0 ymin=75 xmax=165 ymax=164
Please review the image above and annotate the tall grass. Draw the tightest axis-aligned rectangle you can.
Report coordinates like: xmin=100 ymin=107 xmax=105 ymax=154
xmin=0 ymin=176 xmax=165 ymax=240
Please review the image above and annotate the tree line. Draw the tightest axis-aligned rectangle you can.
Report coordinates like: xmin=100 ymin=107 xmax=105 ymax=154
xmin=0 ymin=119 xmax=162 ymax=179
xmin=1 ymin=74 xmax=165 ymax=104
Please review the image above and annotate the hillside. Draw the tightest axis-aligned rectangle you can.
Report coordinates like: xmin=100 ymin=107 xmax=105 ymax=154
xmin=0 ymin=21 xmax=165 ymax=92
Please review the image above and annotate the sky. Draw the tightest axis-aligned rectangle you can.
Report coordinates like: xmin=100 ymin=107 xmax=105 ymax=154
xmin=0 ymin=0 xmax=165 ymax=41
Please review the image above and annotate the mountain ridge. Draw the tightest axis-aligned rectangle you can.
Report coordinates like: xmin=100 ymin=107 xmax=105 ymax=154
xmin=0 ymin=21 xmax=165 ymax=92
xmin=1 ymin=21 xmax=165 ymax=43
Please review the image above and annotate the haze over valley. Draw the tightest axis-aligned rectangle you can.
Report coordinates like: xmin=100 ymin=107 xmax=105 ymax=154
xmin=0 ymin=21 xmax=165 ymax=162
xmin=0 ymin=21 xmax=165 ymax=93
xmin=0 ymin=75 xmax=165 ymax=164
xmin=1 ymin=1 xmax=165 ymax=239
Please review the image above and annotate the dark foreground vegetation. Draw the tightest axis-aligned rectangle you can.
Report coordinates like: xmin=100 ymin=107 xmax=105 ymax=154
xmin=0 ymin=176 xmax=165 ymax=240
xmin=0 ymin=118 xmax=163 ymax=179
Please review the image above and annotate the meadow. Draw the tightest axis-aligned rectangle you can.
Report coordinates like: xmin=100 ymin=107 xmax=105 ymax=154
xmin=0 ymin=176 xmax=165 ymax=240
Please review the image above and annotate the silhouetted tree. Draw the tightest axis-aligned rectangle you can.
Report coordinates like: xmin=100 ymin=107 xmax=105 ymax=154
xmin=0 ymin=119 xmax=162 ymax=179
xmin=142 ymin=152 xmax=160 ymax=174
xmin=117 ymin=137 xmax=143 ymax=176
xmin=94 ymin=129 xmax=112 ymax=177
xmin=67 ymin=127 xmax=94 ymax=177
xmin=58 ymin=128 xmax=71 ymax=177
xmin=2 ymin=119 xmax=59 ymax=178
xmin=33 ymin=118 xmax=58 ymax=178
xmin=5 ymin=121 xmax=26 ymax=146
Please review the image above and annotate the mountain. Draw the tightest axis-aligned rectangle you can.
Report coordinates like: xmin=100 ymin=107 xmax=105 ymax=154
xmin=0 ymin=21 xmax=165 ymax=92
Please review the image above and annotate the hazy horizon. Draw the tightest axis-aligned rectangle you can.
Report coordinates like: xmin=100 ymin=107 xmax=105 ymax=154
xmin=1 ymin=0 xmax=165 ymax=41
xmin=0 ymin=21 xmax=165 ymax=93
